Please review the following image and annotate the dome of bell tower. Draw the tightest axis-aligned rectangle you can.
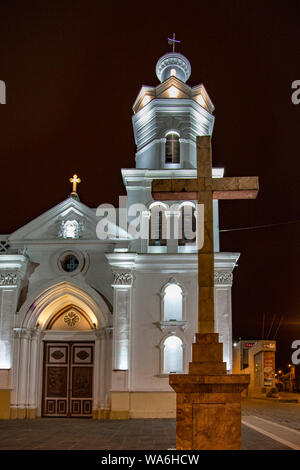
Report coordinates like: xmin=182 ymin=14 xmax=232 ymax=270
xmin=155 ymin=52 xmax=191 ymax=83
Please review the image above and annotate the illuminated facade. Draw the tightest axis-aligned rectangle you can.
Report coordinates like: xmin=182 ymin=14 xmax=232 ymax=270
xmin=0 ymin=50 xmax=239 ymax=419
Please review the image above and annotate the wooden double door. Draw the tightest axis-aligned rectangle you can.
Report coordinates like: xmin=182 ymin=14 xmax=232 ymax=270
xmin=43 ymin=342 xmax=94 ymax=417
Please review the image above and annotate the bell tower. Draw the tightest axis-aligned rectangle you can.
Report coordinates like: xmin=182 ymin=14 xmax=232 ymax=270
xmin=122 ymin=41 xmax=222 ymax=254
xmin=132 ymin=48 xmax=215 ymax=170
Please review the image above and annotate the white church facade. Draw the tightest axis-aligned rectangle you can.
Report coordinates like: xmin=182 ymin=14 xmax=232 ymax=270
xmin=0 ymin=50 xmax=239 ymax=419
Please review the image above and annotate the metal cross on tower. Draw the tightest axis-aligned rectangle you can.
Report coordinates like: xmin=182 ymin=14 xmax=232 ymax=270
xmin=168 ymin=33 xmax=181 ymax=52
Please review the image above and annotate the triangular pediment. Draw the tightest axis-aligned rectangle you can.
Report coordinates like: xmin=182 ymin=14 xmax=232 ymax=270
xmin=155 ymin=76 xmax=191 ymax=99
xmin=9 ymin=197 xmax=130 ymax=242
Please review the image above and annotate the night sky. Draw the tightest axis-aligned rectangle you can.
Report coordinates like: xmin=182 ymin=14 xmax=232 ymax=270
xmin=0 ymin=1 xmax=299 ymax=370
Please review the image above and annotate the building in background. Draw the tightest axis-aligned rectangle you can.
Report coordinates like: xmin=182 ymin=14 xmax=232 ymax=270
xmin=276 ymin=365 xmax=300 ymax=392
xmin=232 ymin=340 xmax=276 ymax=394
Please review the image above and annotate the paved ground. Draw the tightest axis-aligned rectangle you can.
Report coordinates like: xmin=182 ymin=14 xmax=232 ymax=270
xmin=0 ymin=397 xmax=299 ymax=450
xmin=242 ymin=396 xmax=300 ymax=432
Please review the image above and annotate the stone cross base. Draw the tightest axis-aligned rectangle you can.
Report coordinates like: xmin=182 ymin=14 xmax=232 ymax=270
xmin=169 ymin=333 xmax=250 ymax=450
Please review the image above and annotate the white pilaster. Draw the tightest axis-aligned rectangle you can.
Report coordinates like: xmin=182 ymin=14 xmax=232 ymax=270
xmin=111 ymin=272 xmax=133 ymax=372
xmin=104 ymin=327 xmax=112 ymax=409
xmin=214 ymin=271 xmax=234 ymax=371
xmin=11 ymin=327 xmax=32 ymax=414
xmin=27 ymin=329 xmax=40 ymax=413
xmin=0 ymin=255 xmax=28 ymax=370
xmin=141 ymin=211 xmax=150 ymax=253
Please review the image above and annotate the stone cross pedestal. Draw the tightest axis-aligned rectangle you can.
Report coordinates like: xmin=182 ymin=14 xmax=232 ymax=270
xmin=152 ymin=136 xmax=259 ymax=450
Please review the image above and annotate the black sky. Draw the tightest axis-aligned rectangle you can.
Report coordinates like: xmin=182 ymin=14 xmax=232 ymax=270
xmin=0 ymin=0 xmax=299 ymax=370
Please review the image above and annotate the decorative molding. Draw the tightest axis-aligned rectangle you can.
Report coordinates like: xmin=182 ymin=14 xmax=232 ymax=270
xmin=112 ymin=272 xmax=133 ymax=286
xmin=0 ymin=272 xmax=18 ymax=286
xmin=104 ymin=327 xmax=113 ymax=339
xmin=95 ymin=328 xmax=106 ymax=339
xmin=153 ymin=320 xmax=187 ymax=332
xmin=214 ymin=271 xmax=233 ymax=285
xmin=158 ymin=277 xmax=186 ymax=324
xmin=18 ymin=247 xmax=29 ymax=258
xmin=63 ymin=310 xmax=81 ymax=328
xmin=160 ymin=277 xmax=185 ymax=297
xmin=56 ymin=215 xmax=85 ymax=239
xmin=131 ymin=252 xmax=240 ymax=274
xmin=95 ymin=327 xmax=113 ymax=339
xmin=0 ymin=240 xmax=10 ymax=253
xmin=13 ymin=328 xmax=35 ymax=340
xmin=157 ymin=333 xmax=186 ymax=375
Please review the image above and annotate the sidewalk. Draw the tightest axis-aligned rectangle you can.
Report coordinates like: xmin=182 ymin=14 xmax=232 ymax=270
xmin=242 ymin=415 xmax=300 ymax=450
xmin=279 ymin=392 xmax=300 ymax=401
xmin=247 ymin=392 xmax=300 ymax=403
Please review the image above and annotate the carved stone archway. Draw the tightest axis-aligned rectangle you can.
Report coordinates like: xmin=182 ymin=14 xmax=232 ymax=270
xmin=10 ymin=281 xmax=113 ymax=419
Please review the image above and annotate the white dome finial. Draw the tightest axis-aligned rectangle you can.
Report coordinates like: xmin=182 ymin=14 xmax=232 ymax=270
xmin=156 ymin=35 xmax=191 ymax=83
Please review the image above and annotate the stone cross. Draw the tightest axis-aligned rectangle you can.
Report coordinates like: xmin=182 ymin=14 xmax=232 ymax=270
xmin=152 ymin=135 xmax=258 ymax=450
xmin=168 ymin=33 xmax=181 ymax=53
xmin=151 ymin=136 xmax=259 ymax=449
xmin=152 ymin=136 xmax=258 ymax=334
xmin=69 ymin=174 xmax=81 ymax=193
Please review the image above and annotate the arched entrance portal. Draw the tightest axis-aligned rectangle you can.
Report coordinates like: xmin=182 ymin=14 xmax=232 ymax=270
xmin=43 ymin=305 xmax=95 ymax=417
xmin=10 ymin=281 xmax=112 ymax=419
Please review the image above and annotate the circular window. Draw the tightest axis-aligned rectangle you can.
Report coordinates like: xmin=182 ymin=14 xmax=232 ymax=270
xmin=61 ymin=254 xmax=79 ymax=272
xmin=56 ymin=250 xmax=88 ymax=275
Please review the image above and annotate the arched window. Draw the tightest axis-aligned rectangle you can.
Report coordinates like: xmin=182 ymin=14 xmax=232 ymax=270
xmin=149 ymin=203 xmax=167 ymax=246
xmin=163 ymin=336 xmax=183 ymax=373
xmin=179 ymin=204 xmax=196 ymax=245
xmin=165 ymin=132 xmax=180 ymax=164
xmin=163 ymin=284 xmax=183 ymax=321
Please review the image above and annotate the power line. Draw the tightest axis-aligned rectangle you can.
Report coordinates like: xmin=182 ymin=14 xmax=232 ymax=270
xmin=220 ymin=219 xmax=300 ymax=233
xmin=266 ymin=314 xmax=276 ymax=340
xmin=273 ymin=316 xmax=284 ymax=340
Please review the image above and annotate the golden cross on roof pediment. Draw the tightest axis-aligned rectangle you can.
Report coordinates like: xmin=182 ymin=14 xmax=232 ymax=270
xmin=69 ymin=174 xmax=81 ymax=193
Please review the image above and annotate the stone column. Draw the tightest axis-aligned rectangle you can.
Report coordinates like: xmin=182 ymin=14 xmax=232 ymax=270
xmin=93 ymin=328 xmax=112 ymax=420
xmin=92 ymin=329 xmax=101 ymax=418
xmin=11 ymin=328 xmax=32 ymax=418
xmin=104 ymin=327 xmax=113 ymax=416
xmin=99 ymin=329 xmax=106 ymax=414
xmin=27 ymin=329 xmax=40 ymax=418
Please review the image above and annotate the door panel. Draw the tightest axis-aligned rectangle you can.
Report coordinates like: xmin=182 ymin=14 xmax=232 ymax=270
xmin=43 ymin=342 xmax=94 ymax=417
xmin=70 ymin=344 xmax=93 ymax=416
